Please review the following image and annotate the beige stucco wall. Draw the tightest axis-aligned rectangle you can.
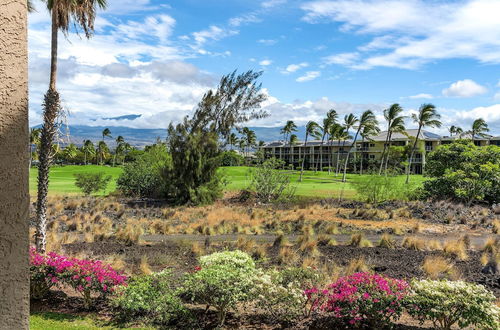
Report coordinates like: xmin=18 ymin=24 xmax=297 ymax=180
xmin=0 ymin=1 xmax=29 ymax=329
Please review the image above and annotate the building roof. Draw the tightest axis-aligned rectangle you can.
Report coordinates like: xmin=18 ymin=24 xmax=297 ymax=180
xmin=370 ymin=129 xmax=441 ymax=142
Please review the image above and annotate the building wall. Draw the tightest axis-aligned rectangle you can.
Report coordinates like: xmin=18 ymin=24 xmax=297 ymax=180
xmin=0 ymin=1 xmax=29 ymax=329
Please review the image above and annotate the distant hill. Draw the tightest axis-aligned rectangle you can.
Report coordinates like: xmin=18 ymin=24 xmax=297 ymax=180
xmin=32 ymin=125 xmax=307 ymax=147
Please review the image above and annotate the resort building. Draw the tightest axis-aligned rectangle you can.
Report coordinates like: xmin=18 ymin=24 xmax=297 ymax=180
xmin=261 ymin=129 xmax=499 ymax=174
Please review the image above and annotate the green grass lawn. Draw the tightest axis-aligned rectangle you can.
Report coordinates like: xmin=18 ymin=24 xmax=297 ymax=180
xmin=29 ymin=165 xmax=122 ymax=196
xmin=30 ymin=312 xmax=152 ymax=330
xmin=30 ymin=165 xmax=424 ymax=199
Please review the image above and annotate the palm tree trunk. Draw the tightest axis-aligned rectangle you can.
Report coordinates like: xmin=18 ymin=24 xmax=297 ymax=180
xmin=405 ymin=126 xmax=422 ymax=184
xmin=383 ymin=132 xmax=392 ymax=174
xmin=342 ymin=129 xmax=361 ymax=182
xmin=335 ymin=139 xmax=342 ymax=176
xmin=35 ymin=12 xmax=60 ymax=253
xmin=299 ymin=134 xmax=308 ymax=182
xmin=378 ymin=131 xmax=390 ymax=175
xmin=360 ymin=137 xmax=365 ymax=175
xmin=316 ymin=134 xmax=325 ymax=172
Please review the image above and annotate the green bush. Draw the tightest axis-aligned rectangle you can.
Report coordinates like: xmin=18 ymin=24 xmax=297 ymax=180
xmin=405 ymin=279 xmax=500 ymax=330
xmin=220 ymin=150 xmax=244 ymax=166
xmin=113 ymin=270 xmax=189 ymax=326
xmin=183 ymin=250 xmax=257 ymax=326
xmin=117 ymin=144 xmax=170 ymax=198
xmin=73 ymin=172 xmax=111 ymax=196
xmin=250 ymin=158 xmax=296 ymax=203
xmin=423 ymin=141 xmax=500 ymax=205
xmin=354 ymin=172 xmax=413 ymax=203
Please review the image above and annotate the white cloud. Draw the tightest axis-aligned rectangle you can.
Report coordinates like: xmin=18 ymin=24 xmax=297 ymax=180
xmin=442 ymin=79 xmax=488 ymax=98
xmin=229 ymin=13 xmax=262 ymax=27
xmin=192 ymin=25 xmax=238 ymax=46
xmin=408 ymin=93 xmax=433 ymax=100
xmin=494 ymin=92 xmax=500 ymax=100
xmin=258 ymin=39 xmax=278 ymax=45
xmin=261 ymin=0 xmax=287 ymax=8
xmin=296 ymin=71 xmax=321 ymax=82
xmin=259 ymin=59 xmax=273 ymax=66
xmin=282 ymin=62 xmax=309 ymax=74
xmin=324 ymin=52 xmax=359 ymax=66
xmin=302 ymin=0 xmax=500 ymax=69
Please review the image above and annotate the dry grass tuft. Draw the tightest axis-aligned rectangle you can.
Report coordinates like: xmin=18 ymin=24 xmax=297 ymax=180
xmin=378 ymin=233 xmax=395 ymax=249
xmin=115 ymin=222 xmax=143 ymax=245
xmin=401 ymin=236 xmax=427 ymax=251
xmin=492 ymin=219 xmax=500 ymax=234
xmin=345 ymin=257 xmax=370 ymax=275
xmin=348 ymin=233 xmax=372 ymax=248
xmin=481 ymin=253 xmax=490 ymax=266
xmin=105 ymin=254 xmax=126 ymax=272
xmin=443 ymin=239 xmax=468 ymax=261
xmin=273 ymin=233 xmax=289 ymax=248
xmin=482 ymin=237 xmax=500 ymax=254
xmin=278 ymin=246 xmax=299 ymax=265
xmin=139 ymin=256 xmax=152 ymax=275
xmin=422 ymin=256 xmax=459 ymax=280
xmin=191 ymin=242 xmax=205 ymax=256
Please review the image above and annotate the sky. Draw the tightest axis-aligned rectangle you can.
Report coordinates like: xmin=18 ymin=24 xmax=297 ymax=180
xmin=28 ymin=0 xmax=500 ymax=135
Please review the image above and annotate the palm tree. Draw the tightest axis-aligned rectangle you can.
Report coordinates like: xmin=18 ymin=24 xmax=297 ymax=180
xmin=316 ymin=109 xmax=337 ymax=172
xmin=405 ymin=104 xmax=441 ymax=184
xmin=113 ymin=135 xmax=124 ymax=166
xmin=470 ymin=118 xmax=489 ymax=141
xmin=339 ymin=114 xmax=358 ymax=175
xmin=63 ymin=143 xmax=78 ymax=163
xmin=35 ymin=0 xmax=107 ymax=253
xmin=299 ymin=121 xmax=320 ymax=182
xmin=329 ymin=124 xmax=350 ymax=176
xmin=82 ymin=139 xmax=94 ymax=165
xmin=29 ymin=128 xmax=42 ymax=168
xmin=342 ymin=110 xmax=378 ymax=182
xmin=280 ymin=120 xmax=297 ymax=145
xmin=238 ymin=139 xmax=246 ymax=155
xmin=228 ymin=133 xmax=239 ymax=151
xmin=359 ymin=124 xmax=380 ymax=175
xmin=289 ymin=134 xmax=298 ymax=146
xmin=99 ymin=127 xmax=112 ymax=163
xmin=97 ymin=140 xmax=109 ymax=164
xmin=243 ymin=127 xmax=257 ymax=157
xmin=378 ymin=104 xmax=405 ymax=175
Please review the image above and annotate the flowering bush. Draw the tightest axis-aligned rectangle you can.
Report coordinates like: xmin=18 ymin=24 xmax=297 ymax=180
xmin=30 ymin=248 xmax=127 ymax=308
xmin=405 ymin=279 xmax=500 ymax=330
xmin=306 ymin=272 xmax=409 ymax=328
xmin=113 ymin=270 xmax=189 ymax=326
xmin=183 ymin=250 xmax=258 ymax=326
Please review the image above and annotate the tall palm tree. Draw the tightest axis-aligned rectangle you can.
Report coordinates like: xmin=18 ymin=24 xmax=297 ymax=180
xmin=470 ymin=118 xmax=489 ymax=141
xmin=97 ymin=140 xmax=109 ymax=165
xmin=113 ymin=135 xmax=124 ymax=167
xmin=99 ymin=127 xmax=112 ymax=163
xmin=228 ymin=133 xmax=239 ymax=151
xmin=339 ymin=114 xmax=358 ymax=175
xmin=36 ymin=0 xmax=107 ymax=253
xmin=289 ymin=134 xmax=298 ymax=146
xmin=316 ymin=109 xmax=337 ymax=172
xmin=280 ymin=120 xmax=297 ymax=145
xmin=405 ymin=104 xmax=441 ymax=184
xmin=342 ymin=110 xmax=378 ymax=182
xmin=30 ymin=128 xmax=42 ymax=168
xmin=299 ymin=121 xmax=320 ymax=182
xmin=329 ymin=124 xmax=350 ymax=176
xmin=82 ymin=139 xmax=94 ymax=165
xmin=63 ymin=143 xmax=78 ymax=163
xmin=359 ymin=124 xmax=380 ymax=175
xmin=242 ymin=127 xmax=256 ymax=157
xmin=378 ymin=104 xmax=405 ymax=175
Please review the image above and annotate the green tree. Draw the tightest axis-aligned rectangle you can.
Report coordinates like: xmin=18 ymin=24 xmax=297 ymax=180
xmin=316 ymin=109 xmax=337 ymax=172
xmin=470 ymin=118 xmax=489 ymax=140
xmin=35 ymin=0 xmax=107 ymax=253
xmin=113 ymin=135 xmax=125 ymax=166
xmin=280 ymin=120 xmax=297 ymax=146
xmin=359 ymin=124 xmax=380 ymax=175
xmin=448 ymin=125 xmax=463 ymax=137
xmin=97 ymin=140 xmax=109 ymax=165
xmin=62 ymin=143 xmax=78 ymax=163
xmin=74 ymin=172 xmax=111 ymax=196
xmin=405 ymin=104 xmax=441 ymax=184
xmin=227 ymin=133 xmax=239 ymax=151
xmin=82 ymin=139 xmax=95 ymax=165
xmin=342 ymin=110 xmax=378 ymax=182
xmin=378 ymin=104 xmax=405 ymax=175
xmin=241 ymin=127 xmax=256 ymax=158
xmin=30 ymin=128 xmax=42 ymax=167
xmin=299 ymin=121 xmax=320 ymax=182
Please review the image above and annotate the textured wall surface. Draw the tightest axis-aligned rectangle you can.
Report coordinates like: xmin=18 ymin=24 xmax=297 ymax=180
xmin=0 ymin=1 xmax=29 ymax=329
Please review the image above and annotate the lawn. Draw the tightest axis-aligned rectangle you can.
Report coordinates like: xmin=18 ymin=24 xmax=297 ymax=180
xmin=30 ymin=165 xmax=424 ymax=199
xmin=30 ymin=312 xmax=152 ymax=330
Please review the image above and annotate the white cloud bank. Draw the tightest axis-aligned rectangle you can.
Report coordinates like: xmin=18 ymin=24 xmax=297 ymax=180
xmin=296 ymin=71 xmax=321 ymax=82
xmin=442 ymin=79 xmax=488 ymax=98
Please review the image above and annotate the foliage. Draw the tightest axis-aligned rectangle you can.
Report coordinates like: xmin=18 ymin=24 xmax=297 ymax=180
xmin=354 ymin=171 xmax=414 ymax=203
xmin=30 ymin=248 xmax=127 ymax=308
xmin=220 ymin=150 xmax=244 ymax=166
xmin=74 ymin=172 xmax=111 ymax=196
xmin=113 ymin=270 xmax=189 ymax=326
xmin=422 ymin=141 xmax=500 ymax=205
xmin=306 ymin=272 xmax=409 ymax=328
xmin=183 ymin=250 xmax=258 ymax=325
xmin=405 ymin=279 xmax=500 ymax=330
xmin=250 ymin=158 xmax=296 ymax=203
xmin=117 ymin=144 xmax=170 ymax=198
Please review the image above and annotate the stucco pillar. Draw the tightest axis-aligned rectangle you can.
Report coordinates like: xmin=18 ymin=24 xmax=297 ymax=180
xmin=0 ymin=0 xmax=30 ymax=329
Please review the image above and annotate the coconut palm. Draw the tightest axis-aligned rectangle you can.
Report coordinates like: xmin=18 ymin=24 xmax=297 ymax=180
xmin=378 ymin=104 xmax=405 ymax=175
xmin=82 ymin=139 xmax=94 ymax=165
xmin=36 ymin=0 xmax=108 ymax=253
xmin=280 ymin=120 xmax=297 ymax=145
xmin=241 ymin=127 xmax=256 ymax=157
xmin=448 ymin=125 xmax=463 ymax=137
xmin=329 ymin=124 xmax=350 ymax=176
xmin=29 ymin=128 xmax=42 ymax=167
xmin=228 ymin=133 xmax=239 ymax=151
xmin=470 ymin=118 xmax=489 ymax=140
xmin=63 ymin=143 xmax=78 ymax=163
xmin=299 ymin=121 xmax=321 ymax=182
xmin=113 ymin=135 xmax=124 ymax=166
xmin=359 ymin=124 xmax=380 ymax=175
xmin=316 ymin=109 xmax=337 ymax=172
xmin=342 ymin=110 xmax=378 ymax=182
xmin=97 ymin=140 xmax=109 ymax=165
xmin=405 ymin=104 xmax=441 ymax=184
xmin=289 ymin=134 xmax=298 ymax=146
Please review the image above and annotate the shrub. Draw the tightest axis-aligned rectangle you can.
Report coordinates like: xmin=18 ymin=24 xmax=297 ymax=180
xmin=74 ymin=172 xmax=111 ymax=196
xmin=183 ymin=250 xmax=258 ymax=325
xmin=306 ymin=272 xmax=409 ymax=328
xmin=113 ymin=270 xmax=189 ymax=326
xmin=354 ymin=172 xmax=414 ymax=203
xmin=117 ymin=144 xmax=170 ymax=198
xmin=30 ymin=248 xmax=127 ymax=308
xmin=250 ymin=158 xmax=296 ymax=203
xmin=406 ymin=279 xmax=500 ymax=330
xmin=220 ymin=150 xmax=244 ymax=166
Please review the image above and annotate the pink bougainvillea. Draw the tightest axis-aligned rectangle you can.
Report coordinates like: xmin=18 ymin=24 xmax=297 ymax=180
xmin=305 ymin=272 xmax=409 ymax=328
xmin=30 ymin=248 xmax=127 ymax=307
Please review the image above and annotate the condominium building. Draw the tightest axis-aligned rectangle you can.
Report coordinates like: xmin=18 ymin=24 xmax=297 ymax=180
xmin=261 ymin=129 xmax=500 ymax=174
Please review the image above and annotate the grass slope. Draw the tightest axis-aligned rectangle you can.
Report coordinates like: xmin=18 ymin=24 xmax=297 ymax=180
xmin=30 ymin=165 xmax=424 ymax=199
xmin=30 ymin=312 xmax=152 ymax=330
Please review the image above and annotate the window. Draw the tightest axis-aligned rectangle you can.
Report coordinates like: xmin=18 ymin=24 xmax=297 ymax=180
xmin=369 ymin=155 xmax=375 ymax=159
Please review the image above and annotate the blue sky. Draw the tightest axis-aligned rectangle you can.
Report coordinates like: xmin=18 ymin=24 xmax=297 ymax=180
xmin=28 ymin=0 xmax=500 ymax=134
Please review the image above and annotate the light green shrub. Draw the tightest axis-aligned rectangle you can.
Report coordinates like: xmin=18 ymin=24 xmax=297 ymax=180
xmin=406 ymin=279 xmax=500 ymax=330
